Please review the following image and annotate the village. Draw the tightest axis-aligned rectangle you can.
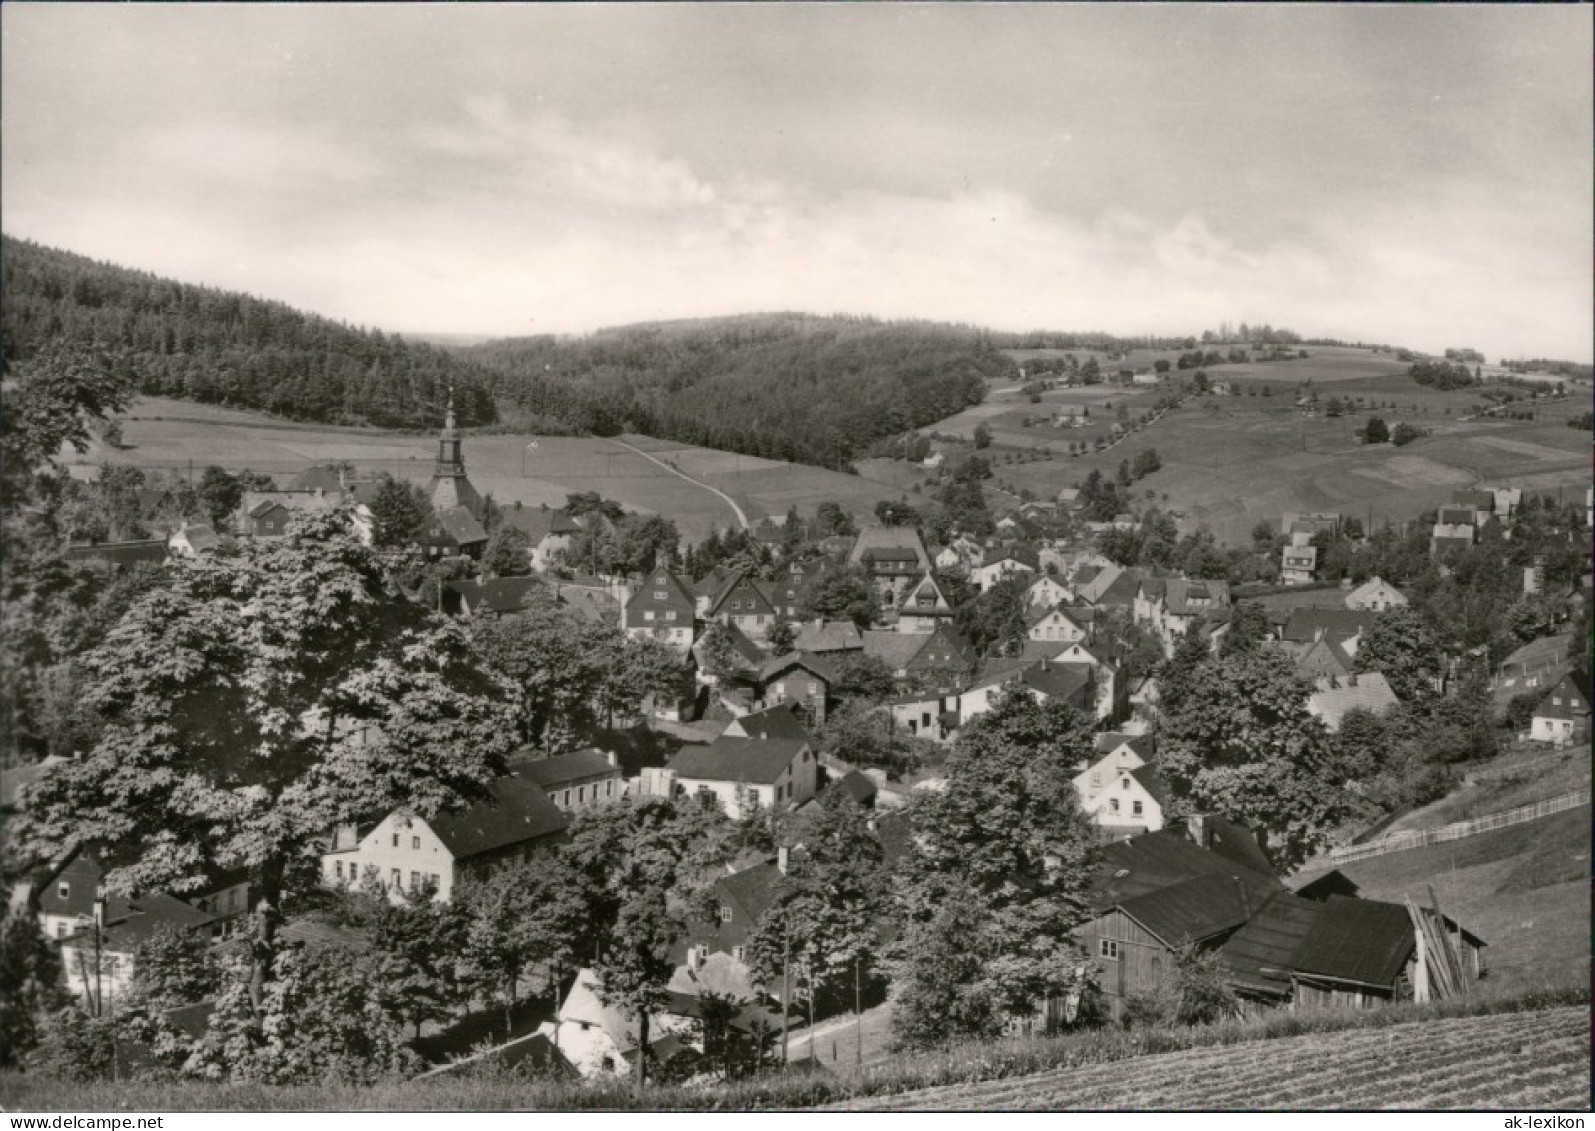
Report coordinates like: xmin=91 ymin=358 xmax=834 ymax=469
xmin=4 ymin=389 xmax=1587 ymax=1091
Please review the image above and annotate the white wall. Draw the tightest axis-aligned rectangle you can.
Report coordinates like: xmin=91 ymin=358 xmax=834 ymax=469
xmin=323 ymin=812 xmax=455 ymax=901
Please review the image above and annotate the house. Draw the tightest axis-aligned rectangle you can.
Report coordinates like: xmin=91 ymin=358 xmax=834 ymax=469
xmin=496 ymin=503 xmax=581 ymax=571
xmin=1135 ymin=578 xmax=1232 ymax=654
xmin=444 ymin=577 xmax=545 ymax=619
xmin=320 ymin=772 xmax=569 ymax=902
xmin=60 ymin=893 xmax=219 ymax=1014
xmin=970 ymin=546 xmax=1039 ymax=592
xmin=1430 ymin=523 xmax=1475 ymax=557
xmin=553 ymin=581 xmax=625 ymax=626
xmin=166 ymin=522 xmax=221 ymax=558
xmin=1274 ymin=634 xmax=1356 ymax=681
xmin=933 ymin=536 xmax=983 ymax=573
xmin=237 ymin=490 xmax=339 ymax=539
xmin=1082 ymin=764 xmax=1169 ymax=837
xmin=1024 ymin=573 xmax=1077 ymax=609
xmin=894 ymin=573 xmax=955 ymax=633
xmin=1027 ymin=639 xmax=1117 ymax=720
xmin=677 ymin=854 xmax=785 ymax=967
xmin=723 ymin=701 xmax=813 ymax=743
xmin=1344 ymin=576 xmax=1407 ymax=612
xmin=624 ymin=568 xmax=698 ymax=655
xmin=1074 ymin=733 xmax=1150 ymax=799
xmin=958 ymin=658 xmax=1094 ymax=725
xmin=666 ymin=736 xmax=818 ymax=820
xmin=422 ymin=506 xmax=489 ymax=560
xmin=1281 ymin=512 xmax=1341 ymax=540
xmin=887 ymin=689 xmax=962 ymax=743
xmin=1052 ymin=404 xmax=1091 ymax=427
xmin=62 ymin=540 xmax=170 ymax=574
xmin=862 ymin=630 xmax=928 ymax=679
xmin=542 ymin=968 xmax=701 ymax=1080
xmin=1026 ymin=603 xmax=1094 ymax=646
xmin=702 ymin=571 xmax=778 ymax=642
xmin=1076 ymin=821 xmax=1282 ymax=1020
xmin=792 ymin=619 xmax=864 ymax=656
xmin=426 ymin=392 xmax=484 ymax=516
xmin=1281 ymin=544 xmax=1317 ymax=586
xmin=19 ymin=847 xmax=249 ymax=945
xmin=1078 ymin=563 xmax=1144 ymax=609
xmin=758 ymin=653 xmax=835 ymax=726
xmin=1306 ymin=672 xmax=1400 ymax=732
xmin=1493 ymin=633 xmax=1572 ymax=699
xmin=904 ymin=622 xmax=978 ymax=687
xmin=513 ymin=748 xmax=623 ymax=812
xmin=692 ymin=620 xmax=765 ymax=687
xmin=763 ymin=574 xmax=805 ymax=621
xmin=1277 ymin=608 xmax=1378 ymax=656
xmin=850 ymin=526 xmax=932 ymax=603
xmin=1218 ymin=892 xmax=1486 ymax=1012
xmin=1529 ymin=674 xmax=1590 ymax=745
xmin=1451 ymin=489 xmax=1495 ymax=527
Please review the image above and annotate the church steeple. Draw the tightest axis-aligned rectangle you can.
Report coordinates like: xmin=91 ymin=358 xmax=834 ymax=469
xmin=427 ymin=384 xmax=482 ymax=516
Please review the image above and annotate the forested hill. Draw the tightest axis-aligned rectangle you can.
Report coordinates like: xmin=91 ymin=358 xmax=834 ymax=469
xmin=465 ymin=313 xmax=1004 ymax=469
xmin=1 ymin=235 xmax=499 ymax=429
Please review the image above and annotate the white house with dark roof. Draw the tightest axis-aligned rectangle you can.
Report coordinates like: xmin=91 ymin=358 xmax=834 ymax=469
xmin=497 ymin=503 xmax=581 ymax=571
xmin=514 ymin=749 xmax=623 ymax=812
xmin=958 ymin=658 xmax=1095 ymax=724
xmin=895 ymin=572 xmax=955 ymax=633
xmin=1026 ymin=603 xmax=1094 ymax=645
xmin=60 ymin=893 xmax=218 ymax=1014
xmin=666 ymin=735 xmax=817 ymax=820
xmin=1530 ymin=674 xmax=1590 ymax=745
xmin=701 ymin=571 xmax=778 ymax=641
xmin=850 ymin=526 xmax=932 ymax=602
xmin=970 ymin=547 xmax=1039 ymax=592
xmin=793 ymin=619 xmax=864 ymax=656
xmin=1306 ymin=672 xmax=1399 ymax=732
xmin=1082 ymin=764 xmax=1169 ymax=836
xmin=1025 ymin=573 xmax=1077 ymax=609
xmin=1281 ymin=544 xmax=1318 ymax=586
xmin=1344 ymin=576 xmax=1407 ymax=612
xmin=321 ymin=773 xmax=569 ymax=902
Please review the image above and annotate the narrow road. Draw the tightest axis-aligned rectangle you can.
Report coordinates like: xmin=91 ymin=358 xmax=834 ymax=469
xmin=609 ymin=438 xmax=749 ymax=531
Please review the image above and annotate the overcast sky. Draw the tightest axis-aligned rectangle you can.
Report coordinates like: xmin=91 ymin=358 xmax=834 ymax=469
xmin=4 ymin=4 xmax=1591 ymax=360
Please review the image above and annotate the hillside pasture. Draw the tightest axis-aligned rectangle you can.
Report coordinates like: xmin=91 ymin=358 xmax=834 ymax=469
xmin=72 ymin=399 xmax=901 ymax=543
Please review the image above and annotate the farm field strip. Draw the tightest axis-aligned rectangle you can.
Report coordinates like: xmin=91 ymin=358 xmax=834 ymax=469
xmin=820 ymin=1007 xmax=1590 ymax=1111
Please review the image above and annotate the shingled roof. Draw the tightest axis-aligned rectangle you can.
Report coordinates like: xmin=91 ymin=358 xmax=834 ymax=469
xmin=1290 ymin=895 xmax=1416 ymax=989
xmin=1217 ymin=891 xmax=1326 ymax=996
xmin=426 ymin=775 xmax=569 ymax=860
xmin=724 ymin=702 xmax=812 ymax=742
xmin=669 ymin=736 xmax=809 ymax=786
xmin=514 ymin=749 xmax=616 ymax=790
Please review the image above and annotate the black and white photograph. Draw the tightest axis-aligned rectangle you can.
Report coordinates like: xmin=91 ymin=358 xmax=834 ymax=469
xmin=0 ymin=2 xmax=1590 ymax=1115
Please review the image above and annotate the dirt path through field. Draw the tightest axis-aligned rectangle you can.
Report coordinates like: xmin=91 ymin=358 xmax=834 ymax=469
xmin=607 ymin=438 xmax=749 ymax=531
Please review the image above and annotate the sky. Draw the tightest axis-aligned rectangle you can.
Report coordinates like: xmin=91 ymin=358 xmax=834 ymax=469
xmin=4 ymin=4 xmax=1591 ymax=361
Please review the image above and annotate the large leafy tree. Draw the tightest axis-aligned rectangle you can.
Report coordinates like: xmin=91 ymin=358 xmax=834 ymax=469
xmin=0 ymin=909 xmax=70 ymax=1067
xmin=890 ymin=690 xmax=1099 ymax=1049
xmin=367 ymin=475 xmax=433 ymax=548
xmin=15 ymin=510 xmax=521 ymax=1007
xmin=1354 ymin=606 xmax=1444 ymax=704
xmin=1 ymin=342 xmax=136 ymax=508
xmin=1159 ymin=648 xmax=1350 ymax=871
xmin=796 ymin=564 xmax=879 ymax=630
xmin=456 ymin=855 xmax=586 ymax=1029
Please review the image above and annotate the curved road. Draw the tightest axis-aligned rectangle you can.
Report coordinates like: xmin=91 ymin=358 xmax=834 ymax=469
xmin=609 ymin=438 xmax=749 ymax=532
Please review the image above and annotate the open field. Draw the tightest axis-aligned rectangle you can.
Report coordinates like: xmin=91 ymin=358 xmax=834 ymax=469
xmin=65 ymin=399 xmax=905 ymax=543
xmin=1294 ymin=804 xmax=1591 ymax=993
xmin=824 ymin=1006 xmax=1591 ymax=1111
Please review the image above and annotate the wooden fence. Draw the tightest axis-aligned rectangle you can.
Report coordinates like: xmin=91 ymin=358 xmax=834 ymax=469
xmin=1326 ymin=787 xmax=1591 ymax=865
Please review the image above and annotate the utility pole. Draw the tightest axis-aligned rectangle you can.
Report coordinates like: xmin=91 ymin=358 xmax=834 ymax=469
xmin=781 ymin=927 xmax=791 ymax=1066
xmin=854 ymin=955 xmax=863 ymax=1067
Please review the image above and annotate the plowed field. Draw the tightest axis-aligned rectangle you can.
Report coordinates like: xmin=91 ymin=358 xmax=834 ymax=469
xmin=821 ymin=1006 xmax=1591 ymax=1111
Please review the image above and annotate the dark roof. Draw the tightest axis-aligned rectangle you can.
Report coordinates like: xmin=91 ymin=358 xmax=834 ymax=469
xmin=1117 ymin=871 xmax=1276 ymax=946
xmin=718 ymin=860 xmax=783 ymax=923
xmin=62 ymin=541 xmax=169 ymax=568
xmin=1290 ymin=895 xmax=1415 ymax=989
xmin=793 ymin=620 xmax=864 ymax=654
xmin=1127 ymin=764 xmax=1171 ymax=810
xmin=1535 ymin=674 xmax=1591 ymax=721
xmin=1293 ymin=870 xmax=1361 ymax=902
xmin=1019 ymin=662 xmax=1093 ymax=705
xmin=874 ymin=810 xmax=915 ymax=869
xmin=834 ymin=770 xmax=878 ymax=806
xmin=758 ymin=651 xmax=837 ymax=685
xmin=1199 ymin=816 xmax=1278 ymax=878
xmin=1091 ymin=825 xmax=1280 ymax=911
xmin=514 ymin=749 xmax=616 ymax=789
xmin=430 ymin=506 xmax=488 ymax=547
xmin=425 ymin=775 xmax=569 ymax=860
xmin=1217 ymin=891 xmax=1325 ymax=995
xmin=70 ymin=892 xmax=216 ymax=951
xmin=728 ymin=702 xmax=812 ymax=742
xmin=862 ymin=630 xmax=929 ymax=672
xmin=448 ymin=577 xmax=544 ymax=614
xmin=1094 ymin=733 xmax=1155 ymax=759
xmin=626 ymin=568 xmax=697 ymax=624
xmin=669 ymin=736 xmax=809 ymax=786
xmin=498 ymin=504 xmax=581 ymax=542
xmin=1279 ymin=608 xmax=1379 ymax=645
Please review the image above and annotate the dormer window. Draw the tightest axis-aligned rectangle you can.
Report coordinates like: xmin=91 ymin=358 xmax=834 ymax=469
xmin=720 ymin=906 xmax=733 ymax=923
xmin=57 ymin=882 xmax=70 ymax=901
xmin=654 ymin=591 xmax=666 ymax=601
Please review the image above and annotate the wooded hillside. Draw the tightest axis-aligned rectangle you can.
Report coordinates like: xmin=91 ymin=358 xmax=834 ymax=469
xmin=1 ymin=235 xmax=499 ymax=430
xmin=466 ymin=314 xmax=1004 ymax=469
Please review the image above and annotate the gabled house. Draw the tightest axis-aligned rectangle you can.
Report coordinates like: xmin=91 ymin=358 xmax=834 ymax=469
xmin=1074 ymin=733 xmax=1152 ymax=802
xmin=1026 ymin=603 xmax=1094 ymax=645
xmin=848 ymin=526 xmax=932 ymax=594
xmin=496 ymin=503 xmax=581 ymax=572
xmin=887 ymin=688 xmax=962 ymax=743
xmin=703 ymin=572 xmax=778 ymax=642
xmin=1530 ymin=674 xmax=1590 ymax=745
xmin=758 ymin=653 xmax=835 ymax=726
xmin=970 ymin=547 xmax=1039 ymax=593
xmin=167 ymin=522 xmax=221 ymax=558
xmin=1281 ymin=544 xmax=1318 ymax=586
xmin=692 ymin=620 xmax=765 ymax=687
xmin=543 ymin=968 xmax=701 ymax=1080
xmin=723 ymin=701 xmax=813 ymax=743
xmin=444 ymin=577 xmax=545 ymax=619
xmin=904 ymin=622 xmax=978 ymax=687
xmin=958 ymin=658 xmax=1094 ymax=725
xmin=1083 ymin=764 xmax=1169 ymax=836
xmin=676 ymin=855 xmax=785 ymax=967
xmin=763 ymin=574 xmax=805 ymax=622
xmin=895 ymin=572 xmax=955 ymax=634
xmin=862 ymin=630 xmax=930 ymax=679
xmin=423 ymin=506 xmax=489 ymax=560
xmin=1344 ymin=576 xmax=1407 ymax=612
xmin=1306 ymin=672 xmax=1400 ymax=732
xmin=1277 ymin=608 xmax=1377 ymax=656
xmin=933 ymin=535 xmax=983 ymax=574
xmin=320 ymin=773 xmax=569 ymax=902
xmin=1493 ymin=634 xmax=1572 ymax=698
xmin=1276 ymin=634 xmax=1356 ymax=681
xmin=1024 ymin=573 xmax=1077 ymax=609
xmin=666 ymin=736 xmax=818 ymax=820
xmin=237 ymin=490 xmax=340 ymax=539
xmin=624 ymin=568 xmax=698 ymax=655
xmin=60 ymin=894 xmax=219 ymax=1014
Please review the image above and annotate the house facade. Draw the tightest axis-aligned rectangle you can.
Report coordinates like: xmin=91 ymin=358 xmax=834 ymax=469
xmin=623 ymin=568 xmax=697 ymax=655
xmin=1530 ymin=675 xmax=1590 ymax=745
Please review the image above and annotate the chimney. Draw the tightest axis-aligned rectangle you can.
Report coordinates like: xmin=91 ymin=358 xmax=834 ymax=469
xmin=777 ymin=845 xmax=789 ymax=874
xmin=604 ymin=749 xmax=618 ymax=768
xmin=1187 ymin=813 xmax=1209 ymax=849
xmin=92 ymin=898 xmax=105 ymax=928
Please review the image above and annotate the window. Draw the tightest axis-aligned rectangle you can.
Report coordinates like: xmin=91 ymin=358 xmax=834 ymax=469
xmin=720 ymin=906 xmax=733 ymax=923
xmin=430 ymin=873 xmax=440 ymax=889
xmin=55 ymin=922 xmax=68 ymax=938
xmin=390 ymin=868 xmax=401 ymax=889
xmin=1100 ymin=939 xmax=1119 ymax=960
xmin=412 ymin=836 xmax=421 ymax=850
xmin=644 ymin=610 xmax=655 ymax=622
xmin=578 ymin=786 xmax=586 ymax=804
xmin=392 ymin=833 xmax=400 ymax=848
xmin=335 ymin=861 xmax=344 ymax=880
xmin=411 ymin=871 xmax=421 ymax=890
xmin=732 ymin=946 xmax=745 ymax=961
xmin=564 ymin=790 xmax=571 ymax=807
xmin=57 ymin=882 xmax=70 ymax=901
xmin=666 ymin=611 xmax=677 ymax=622
xmin=1109 ymin=798 xmax=1120 ymax=813
xmin=1132 ymin=800 xmax=1144 ymax=817
xmin=1090 ymin=772 xmax=1101 ymax=788
xmin=654 ymin=590 xmax=666 ymax=601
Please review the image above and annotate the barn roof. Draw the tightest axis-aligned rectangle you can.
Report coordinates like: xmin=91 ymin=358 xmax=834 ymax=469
xmin=669 ymin=736 xmax=808 ymax=786
xmin=1090 ymin=824 xmax=1280 ymax=911
xmin=1116 ymin=871 xmax=1277 ymax=946
xmin=513 ymin=749 xmax=616 ymax=789
xmin=448 ymin=577 xmax=545 ymax=614
xmin=1217 ymin=891 xmax=1325 ymax=995
xmin=1290 ymin=895 xmax=1415 ymax=989
xmin=726 ymin=702 xmax=813 ymax=742
xmin=425 ymin=775 xmax=569 ymax=860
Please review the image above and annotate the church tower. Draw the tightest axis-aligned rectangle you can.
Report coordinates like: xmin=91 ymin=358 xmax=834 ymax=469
xmin=427 ymin=387 xmax=483 ymax=516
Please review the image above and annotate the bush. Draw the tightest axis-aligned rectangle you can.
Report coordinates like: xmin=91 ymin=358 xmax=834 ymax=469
xmin=1391 ymin=422 xmax=1425 ymax=447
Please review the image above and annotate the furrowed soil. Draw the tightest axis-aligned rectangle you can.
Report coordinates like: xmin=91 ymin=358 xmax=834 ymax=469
xmin=820 ymin=1006 xmax=1590 ymax=1111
